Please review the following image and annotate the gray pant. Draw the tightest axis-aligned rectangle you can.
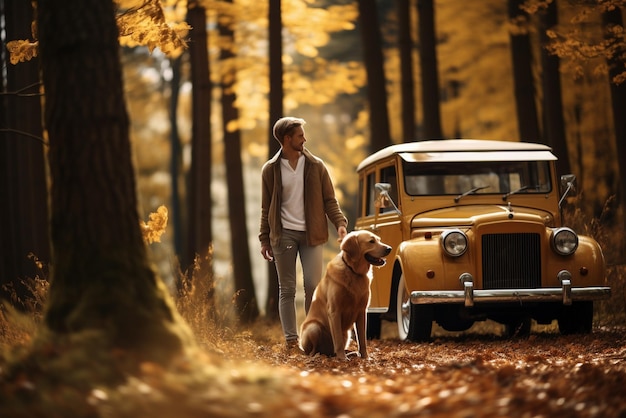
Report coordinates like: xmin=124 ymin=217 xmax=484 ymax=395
xmin=272 ymin=229 xmax=323 ymax=342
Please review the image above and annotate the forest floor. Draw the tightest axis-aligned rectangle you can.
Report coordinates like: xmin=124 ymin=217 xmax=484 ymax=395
xmin=2 ymin=318 xmax=626 ymax=418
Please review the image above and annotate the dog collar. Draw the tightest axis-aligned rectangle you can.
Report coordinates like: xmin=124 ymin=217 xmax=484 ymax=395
xmin=342 ymin=254 xmax=358 ymax=275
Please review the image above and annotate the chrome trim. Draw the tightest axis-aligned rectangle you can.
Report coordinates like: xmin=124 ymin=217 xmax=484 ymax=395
xmin=561 ymin=280 xmax=572 ymax=305
xmin=367 ymin=307 xmax=389 ymax=314
xmin=557 ymin=270 xmax=573 ymax=305
xmin=464 ymin=281 xmax=474 ymax=307
xmin=411 ymin=286 xmax=611 ymax=306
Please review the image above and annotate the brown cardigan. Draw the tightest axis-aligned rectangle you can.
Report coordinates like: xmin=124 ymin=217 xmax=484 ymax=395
xmin=259 ymin=147 xmax=348 ymax=248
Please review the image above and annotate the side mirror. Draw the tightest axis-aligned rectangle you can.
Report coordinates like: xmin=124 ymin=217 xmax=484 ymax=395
xmin=561 ymin=174 xmax=576 ymax=192
xmin=559 ymin=174 xmax=576 ymax=208
xmin=375 ymin=182 xmax=401 ymax=214
xmin=375 ymin=183 xmax=392 ymax=209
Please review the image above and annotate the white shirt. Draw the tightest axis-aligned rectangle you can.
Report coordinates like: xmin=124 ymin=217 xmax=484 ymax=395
xmin=280 ymin=155 xmax=306 ymax=231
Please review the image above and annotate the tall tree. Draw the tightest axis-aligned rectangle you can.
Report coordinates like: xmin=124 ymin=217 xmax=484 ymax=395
xmin=358 ymin=0 xmax=392 ymax=152
xmin=38 ymin=0 xmax=194 ymax=371
xmin=219 ymin=3 xmax=259 ymax=322
xmin=508 ymin=0 xmax=541 ymax=142
xmin=0 ymin=0 xmax=50 ymax=305
xmin=185 ymin=1 xmax=213 ymax=273
xmin=398 ymin=0 xmax=416 ymax=142
xmin=602 ymin=5 xmax=626 ymax=221
xmin=417 ymin=0 xmax=443 ymax=139
xmin=169 ymin=56 xmax=185 ymax=257
xmin=266 ymin=0 xmax=282 ymax=320
xmin=539 ymin=0 xmax=570 ymax=175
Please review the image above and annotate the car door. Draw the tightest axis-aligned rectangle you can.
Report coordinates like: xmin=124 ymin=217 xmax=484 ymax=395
xmin=358 ymin=163 xmax=403 ymax=311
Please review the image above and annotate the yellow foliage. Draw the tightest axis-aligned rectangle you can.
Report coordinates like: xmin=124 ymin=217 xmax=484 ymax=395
xmin=282 ymin=1 xmax=357 ymax=57
xmin=6 ymin=0 xmax=189 ymax=64
xmin=283 ymin=59 xmax=366 ymax=107
xmin=140 ymin=205 xmax=169 ymax=244
xmin=5 ymin=39 xmax=38 ymax=64
xmin=117 ymin=0 xmax=190 ymax=57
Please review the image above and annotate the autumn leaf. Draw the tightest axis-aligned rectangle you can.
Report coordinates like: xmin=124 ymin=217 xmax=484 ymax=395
xmin=140 ymin=205 xmax=168 ymax=244
xmin=6 ymin=39 xmax=39 ymax=64
xmin=117 ymin=0 xmax=190 ymax=57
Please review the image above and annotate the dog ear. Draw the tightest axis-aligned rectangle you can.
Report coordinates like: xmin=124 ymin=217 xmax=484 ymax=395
xmin=341 ymin=233 xmax=361 ymax=264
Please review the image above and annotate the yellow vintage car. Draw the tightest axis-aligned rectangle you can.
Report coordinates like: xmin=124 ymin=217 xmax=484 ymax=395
xmin=355 ymin=139 xmax=610 ymax=341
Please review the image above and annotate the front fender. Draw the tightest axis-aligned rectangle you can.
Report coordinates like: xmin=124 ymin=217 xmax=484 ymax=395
xmin=545 ymin=235 xmax=606 ymax=287
xmin=397 ymin=238 xmax=473 ymax=293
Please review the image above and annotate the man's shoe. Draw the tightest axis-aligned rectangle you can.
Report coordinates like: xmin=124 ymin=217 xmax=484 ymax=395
xmin=285 ymin=339 xmax=303 ymax=354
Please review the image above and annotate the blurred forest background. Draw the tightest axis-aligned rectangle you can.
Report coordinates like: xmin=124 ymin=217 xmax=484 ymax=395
xmin=1 ymin=0 xmax=625 ymax=324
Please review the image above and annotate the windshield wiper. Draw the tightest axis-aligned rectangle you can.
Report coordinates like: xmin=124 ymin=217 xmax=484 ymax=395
xmin=454 ymin=185 xmax=490 ymax=203
xmin=501 ymin=185 xmax=535 ymax=201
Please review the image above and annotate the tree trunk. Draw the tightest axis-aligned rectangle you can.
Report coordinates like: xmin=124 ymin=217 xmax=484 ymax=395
xmin=169 ymin=56 xmax=185 ymax=258
xmin=38 ymin=0 xmax=194 ymax=368
xmin=219 ymin=5 xmax=259 ymax=323
xmin=602 ymin=6 xmax=626 ymax=235
xmin=0 ymin=0 xmax=50 ymax=305
xmin=186 ymin=2 xmax=213 ymax=271
xmin=540 ymin=0 xmax=570 ymax=176
xmin=417 ymin=0 xmax=443 ymax=139
xmin=508 ymin=0 xmax=540 ymax=142
xmin=398 ymin=0 xmax=416 ymax=142
xmin=266 ymin=0 xmax=282 ymax=320
xmin=358 ymin=0 xmax=392 ymax=152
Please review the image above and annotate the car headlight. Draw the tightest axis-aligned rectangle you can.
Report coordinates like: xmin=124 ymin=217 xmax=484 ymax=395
xmin=441 ymin=230 xmax=468 ymax=257
xmin=552 ymin=227 xmax=578 ymax=255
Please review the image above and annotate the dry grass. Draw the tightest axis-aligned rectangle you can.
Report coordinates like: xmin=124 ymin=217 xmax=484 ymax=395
xmin=173 ymin=246 xmax=248 ymax=353
xmin=562 ymin=196 xmax=626 ymax=324
xmin=0 ymin=257 xmax=49 ymax=357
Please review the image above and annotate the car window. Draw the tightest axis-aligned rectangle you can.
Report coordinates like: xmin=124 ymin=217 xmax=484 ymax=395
xmin=358 ymin=177 xmax=364 ymax=217
xmin=365 ymin=171 xmax=377 ymax=216
xmin=403 ymin=160 xmax=552 ymax=196
xmin=380 ymin=165 xmax=398 ymax=213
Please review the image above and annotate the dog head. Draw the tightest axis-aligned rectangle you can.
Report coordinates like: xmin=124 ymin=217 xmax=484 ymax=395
xmin=341 ymin=230 xmax=392 ymax=275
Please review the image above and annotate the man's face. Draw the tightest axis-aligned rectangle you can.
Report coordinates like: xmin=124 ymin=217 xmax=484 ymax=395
xmin=285 ymin=126 xmax=306 ymax=152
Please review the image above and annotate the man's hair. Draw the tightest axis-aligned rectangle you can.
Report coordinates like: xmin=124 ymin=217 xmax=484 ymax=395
xmin=272 ymin=117 xmax=306 ymax=144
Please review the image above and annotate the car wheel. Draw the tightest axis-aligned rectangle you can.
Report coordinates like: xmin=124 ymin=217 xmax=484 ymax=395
xmin=558 ymin=301 xmax=593 ymax=335
xmin=366 ymin=312 xmax=382 ymax=339
xmin=396 ymin=273 xmax=433 ymax=342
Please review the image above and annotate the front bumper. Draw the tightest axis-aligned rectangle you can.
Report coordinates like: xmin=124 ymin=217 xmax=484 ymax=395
xmin=411 ymin=282 xmax=611 ymax=307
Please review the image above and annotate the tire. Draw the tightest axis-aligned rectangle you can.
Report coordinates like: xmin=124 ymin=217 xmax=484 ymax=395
xmin=396 ymin=273 xmax=433 ymax=342
xmin=366 ymin=312 xmax=382 ymax=339
xmin=558 ymin=301 xmax=593 ymax=335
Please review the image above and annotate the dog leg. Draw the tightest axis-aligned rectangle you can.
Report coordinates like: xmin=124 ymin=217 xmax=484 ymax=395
xmin=346 ymin=326 xmax=353 ymax=350
xmin=328 ymin=308 xmax=347 ymax=360
xmin=355 ymin=311 xmax=368 ymax=359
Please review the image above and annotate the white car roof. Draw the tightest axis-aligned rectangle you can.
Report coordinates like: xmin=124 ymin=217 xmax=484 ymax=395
xmin=356 ymin=139 xmax=556 ymax=172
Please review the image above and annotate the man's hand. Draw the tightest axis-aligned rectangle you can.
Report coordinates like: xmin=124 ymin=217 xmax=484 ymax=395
xmin=337 ymin=226 xmax=348 ymax=242
xmin=261 ymin=245 xmax=274 ymax=262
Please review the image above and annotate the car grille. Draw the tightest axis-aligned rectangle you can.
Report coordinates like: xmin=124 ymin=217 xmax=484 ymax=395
xmin=481 ymin=233 xmax=541 ymax=289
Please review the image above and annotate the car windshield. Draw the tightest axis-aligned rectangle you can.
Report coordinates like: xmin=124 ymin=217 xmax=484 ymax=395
xmin=402 ymin=160 xmax=552 ymax=197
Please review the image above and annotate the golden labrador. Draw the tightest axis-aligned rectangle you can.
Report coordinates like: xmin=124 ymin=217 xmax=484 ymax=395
xmin=300 ymin=230 xmax=391 ymax=360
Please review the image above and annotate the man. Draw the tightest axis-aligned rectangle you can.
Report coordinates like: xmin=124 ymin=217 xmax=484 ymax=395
xmin=259 ymin=117 xmax=348 ymax=350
